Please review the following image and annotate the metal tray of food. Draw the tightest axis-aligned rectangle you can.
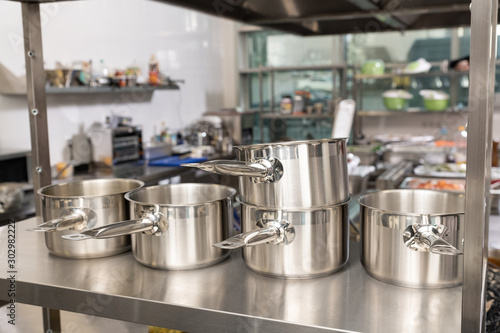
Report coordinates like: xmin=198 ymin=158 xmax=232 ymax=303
xmin=399 ymin=176 xmax=465 ymax=192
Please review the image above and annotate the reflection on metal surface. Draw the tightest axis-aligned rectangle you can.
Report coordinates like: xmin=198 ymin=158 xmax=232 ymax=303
xmin=0 ymin=219 xmax=463 ymax=332
xmin=127 ymin=184 xmax=236 ymax=270
xmin=38 ymin=178 xmax=144 ymax=259
xmin=403 ymin=223 xmax=462 ymax=255
xmin=213 ymin=218 xmax=295 ymax=249
xmin=358 ymin=189 xmax=465 ymax=288
xmin=240 ymin=201 xmax=349 ymax=279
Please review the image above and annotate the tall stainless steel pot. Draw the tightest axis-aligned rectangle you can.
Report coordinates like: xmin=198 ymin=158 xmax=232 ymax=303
xmin=63 ymin=183 xmax=237 ymax=270
xmin=214 ymin=199 xmax=350 ymax=279
xmin=31 ymin=178 xmax=144 ymax=259
xmin=357 ymin=189 xmax=465 ymax=288
xmin=182 ymin=138 xmax=349 ymax=208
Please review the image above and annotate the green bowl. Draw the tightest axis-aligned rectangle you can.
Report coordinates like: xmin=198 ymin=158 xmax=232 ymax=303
xmin=362 ymin=60 xmax=385 ymax=75
xmin=423 ymin=98 xmax=449 ymax=111
xmin=383 ymin=97 xmax=409 ymax=110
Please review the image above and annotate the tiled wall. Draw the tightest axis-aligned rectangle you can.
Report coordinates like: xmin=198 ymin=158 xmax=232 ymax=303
xmin=0 ymin=0 xmax=237 ymax=164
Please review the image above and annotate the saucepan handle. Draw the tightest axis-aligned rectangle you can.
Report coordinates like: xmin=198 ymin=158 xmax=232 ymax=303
xmin=403 ymin=219 xmax=462 ymax=256
xmin=26 ymin=208 xmax=97 ymax=232
xmin=213 ymin=219 xmax=295 ymax=250
xmin=181 ymin=157 xmax=284 ymax=183
xmin=61 ymin=213 xmax=166 ymax=241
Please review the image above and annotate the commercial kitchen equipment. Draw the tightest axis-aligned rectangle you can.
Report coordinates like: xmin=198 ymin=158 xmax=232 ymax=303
xmin=28 ymin=178 xmax=144 ymax=259
xmin=63 ymin=183 xmax=237 ymax=270
xmin=88 ymin=119 xmax=143 ymax=167
xmin=4 ymin=0 xmax=497 ymax=331
xmin=358 ymin=189 xmax=465 ymax=288
xmin=183 ymin=138 xmax=349 ymax=209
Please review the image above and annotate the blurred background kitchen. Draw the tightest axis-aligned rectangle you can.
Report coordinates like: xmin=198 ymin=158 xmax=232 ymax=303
xmin=1 ymin=0 xmax=500 ymax=225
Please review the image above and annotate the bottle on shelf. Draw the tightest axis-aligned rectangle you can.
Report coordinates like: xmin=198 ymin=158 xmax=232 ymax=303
xmin=280 ymin=95 xmax=293 ymax=114
xmin=98 ymin=59 xmax=109 ymax=78
xmin=149 ymin=54 xmax=160 ymax=86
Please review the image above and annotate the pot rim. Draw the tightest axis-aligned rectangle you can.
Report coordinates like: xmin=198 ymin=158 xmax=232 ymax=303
xmin=234 ymin=137 xmax=348 ymax=151
xmin=356 ymin=189 xmax=465 ymax=216
xmin=238 ymin=196 xmax=351 ymax=211
xmin=37 ymin=178 xmax=145 ymax=199
xmin=125 ymin=183 xmax=237 ymax=206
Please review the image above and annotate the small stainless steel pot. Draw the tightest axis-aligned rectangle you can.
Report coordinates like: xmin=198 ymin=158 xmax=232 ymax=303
xmin=63 ymin=183 xmax=237 ymax=270
xmin=31 ymin=178 xmax=144 ymax=259
xmin=214 ymin=200 xmax=350 ymax=279
xmin=357 ymin=189 xmax=465 ymax=288
xmin=182 ymin=138 xmax=349 ymax=208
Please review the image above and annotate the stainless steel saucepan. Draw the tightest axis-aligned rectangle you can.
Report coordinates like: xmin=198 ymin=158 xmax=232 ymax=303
xmin=63 ymin=183 xmax=237 ymax=270
xmin=30 ymin=178 xmax=144 ymax=259
xmin=214 ymin=199 xmax=350 ymax=279
xmin=182 ymin=138 xmax=350 ymax=208
xmin=357 ymin=189 xmax=465 ymax=288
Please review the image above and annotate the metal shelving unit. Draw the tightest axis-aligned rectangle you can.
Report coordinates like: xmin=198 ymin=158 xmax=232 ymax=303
xmin=0 ymin=0 xmax=497 ymax=332
xmin=1 ymin=84 xmax=179 ymax=96
xmin=45 ymin=84 xmax=179 ymax=94
xmin=356 ymin=109 xmax=469 ymax=117
xmin=239 ymin=65 xmax=347 ymax=142
xmin=260 ymin=113 xmax=334 ymax=119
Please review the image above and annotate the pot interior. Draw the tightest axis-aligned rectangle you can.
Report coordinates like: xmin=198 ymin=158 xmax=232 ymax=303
xmin=39 ymin=178 xmax=144 ymax=198
xmin=358 ymin=189 xmax=465 ymax=215
xmin=126 ymin=183 xmax=236 ymax=205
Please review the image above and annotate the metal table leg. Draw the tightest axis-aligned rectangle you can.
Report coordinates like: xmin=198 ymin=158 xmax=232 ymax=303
xmin=42 ymin=308 xmax=61 ymax=333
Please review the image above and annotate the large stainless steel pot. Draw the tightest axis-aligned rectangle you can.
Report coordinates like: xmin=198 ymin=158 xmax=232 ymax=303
xmin=63 ymin=183 xmax=237 ymax=270
xmin=31 ymin=178 xmax=144 ymax=259
xmin=357 ymin=189 xmax=465 ymax=288
xmin=214 ymin=199 xmax=349 ymax=279
xmin=182 ymin=138 xmax=349 ymax=208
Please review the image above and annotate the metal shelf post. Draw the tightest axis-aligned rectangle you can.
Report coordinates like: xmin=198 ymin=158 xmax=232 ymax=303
xmin=463 ymin=0 xmax=498 ymax=331
xmin=22 ymin=2 xmax=52 ymax=215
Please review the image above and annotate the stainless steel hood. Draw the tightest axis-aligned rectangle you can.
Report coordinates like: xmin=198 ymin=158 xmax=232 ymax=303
xmin=153 ymin=0 xmax=479 ymax=35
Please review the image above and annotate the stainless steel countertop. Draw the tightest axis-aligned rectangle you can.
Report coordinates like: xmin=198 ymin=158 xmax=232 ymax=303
xmin=60 ymin=153 xmax=236 ymax=186
xmin=0 ymin=218 xmax=462 ymax=333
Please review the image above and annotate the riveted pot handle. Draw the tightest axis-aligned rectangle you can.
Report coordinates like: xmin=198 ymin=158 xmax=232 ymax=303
xmin=181 ymin=157 xmax=284 ymax=183
xmin=61 ymin=213 xmax=167 ymax=241
xmin=212 ymin=219 xmax=295 ymax=249
xmin=403 ymin=222 xmax=462 ymax=256
xmin=27 ymin=208 xmax=97 ymax=232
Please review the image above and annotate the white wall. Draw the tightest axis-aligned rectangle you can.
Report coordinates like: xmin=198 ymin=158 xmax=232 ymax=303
xmin=0 ymin=0 xmax=237 ymax=164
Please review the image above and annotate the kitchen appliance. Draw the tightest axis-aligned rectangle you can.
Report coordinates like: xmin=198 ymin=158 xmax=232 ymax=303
xmin=204 ymin=110 xmax=255 ymax=145
xmin=62 ymin=183 xmax=237 ymax=270
xmin=88 ymin=120 xmax=143 ymax=167
xmin=357 ymin=189 xmax=465 ymax=288
xmin=0 ymin=149 xmax=31 ymax=184
xmin=182 ymin=138 xmax=350 ymax=209
xmin=213 ymin=199 xmax=350 ymax=279
xmin=29 ymin=178 xmax=144 ymax=259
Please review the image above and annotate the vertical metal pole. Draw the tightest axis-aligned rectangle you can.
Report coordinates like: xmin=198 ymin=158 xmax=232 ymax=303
xmin=449 ymin=29 xmax=460 ymax=109
xmin=22 ymin=4 xmax=60 ymax=332
xmin=270 ymin=69 xmax=275 ymax=113
xmin=22 ymin=3 xmax=52 ymax=215
xmin=331 ymin=67 xmax=336 ymax=101
xmin=42 ymin=308 xmax=61 ymax=333
xmin=259 ymin=66 xmax=264 ymax=142
xmin=462 ymin=0 xmax=497 ymax=331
